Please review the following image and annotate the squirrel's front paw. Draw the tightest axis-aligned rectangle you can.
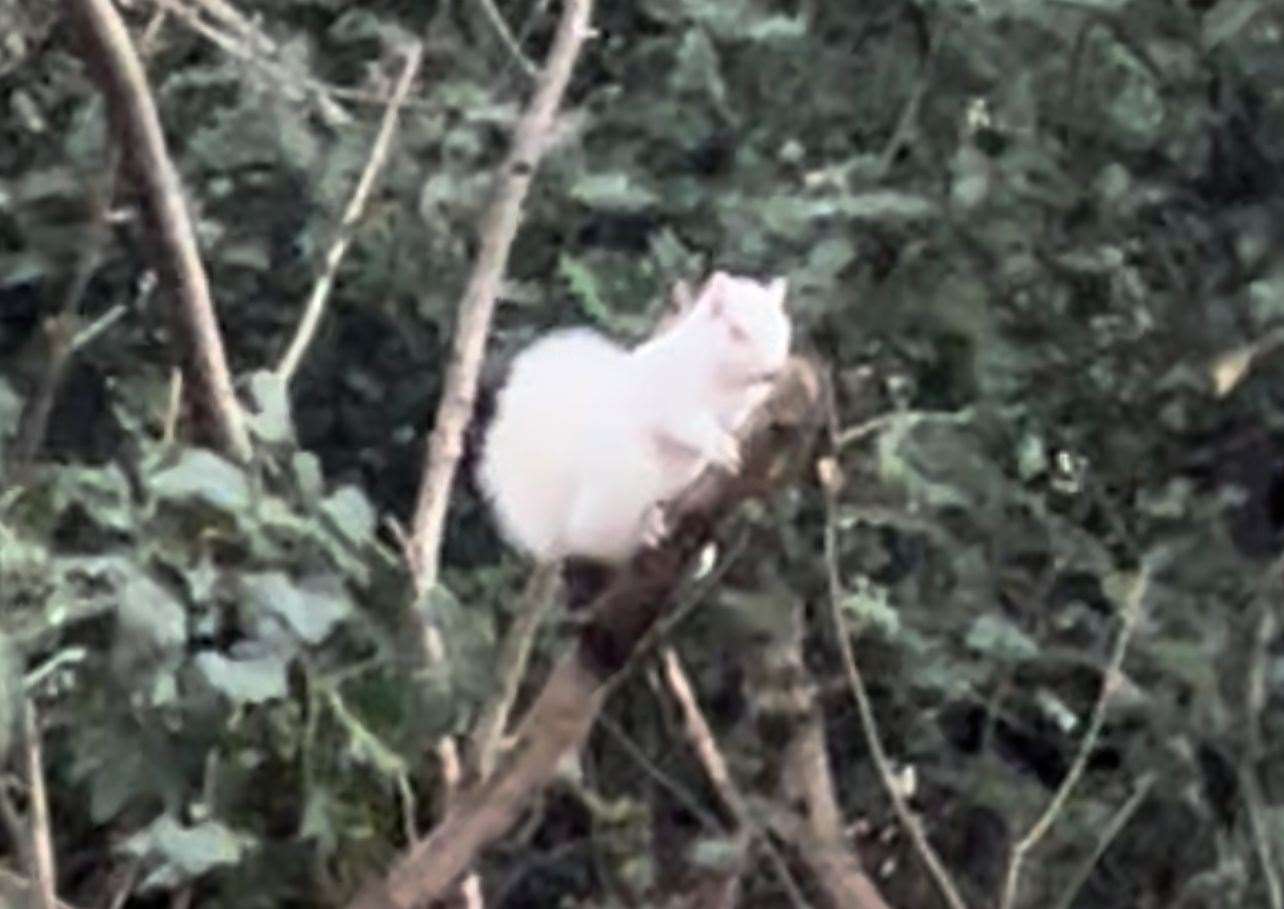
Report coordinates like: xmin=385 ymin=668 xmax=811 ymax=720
xmin=641 ymin=503 xmax=670 ymax=548
xmin=712 ymin=431 xmax=741 ymax=474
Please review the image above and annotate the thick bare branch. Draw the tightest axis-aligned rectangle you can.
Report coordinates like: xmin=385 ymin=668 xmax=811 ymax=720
xmin=68 ymin=0 xmax=250 ymax=462
xmin=0 ymin=869 xmax=80 ymax=909
xmin=745 ymin=599 xmax=893 ymax=909
xmin=348 ymin=358 xmax=823 ymax=909
xmin=407 ymin=0 xmax=595 ymax=593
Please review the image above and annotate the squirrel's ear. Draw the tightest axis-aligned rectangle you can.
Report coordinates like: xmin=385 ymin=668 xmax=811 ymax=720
xmin=670 ymin=279 xmax=695 ymax=315
xmin=764 ymin=276 xmax=788 ymax=310
xmin=697 ymin=271 xmax=730 ymax=317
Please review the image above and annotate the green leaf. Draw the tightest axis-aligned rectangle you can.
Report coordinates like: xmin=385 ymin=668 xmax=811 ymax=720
xmin=242 ymin=571 xmax=352 ymax=646
xmin=951 ymin=146 xmax=991 ymax=210
xmin=31 ymin=464 xmax=135 ymax=535
xmin=292 ymin=451 xmax=324 ymax=501
xmin=1016 ymin=433 xmax=1048 ymax=481
xmin=757 ymin=192 xmax=937 ymax=235
xmin=193 ymin=652 xmax=288 ymax=705
xmin=839 ymin=578 xmax=901 ymax=638
xmin=558 ymin=253 xmax=611 ymax=324
xmin=672 ymin=29 xmax=729 ymax=114
xmin=570 ymin=173 xmax=658 ymax=211
xmin=1036 ymin=687 xmax=1080 ymax=733
xmin=123 ymin=815 xmax=251 ymax=891
xmin=116 ymin=568 xmax=187 ymax=657
xmin=319 ymin=486 xmax=376 ymax=547
xmin=1201 ymin=0 xmax=1264 ymax=50
xmin=689 ymin=835 xmax=743 ymax=869
xmin=965 ymin=614 xmax=1039 ymax=663
xmin=745 ymin=15 xmax=806 ymax=41
xmin=150 ymin=449 xmax=252 ymax=515
xmin=244 ymin=370 xmax=294 ymax=445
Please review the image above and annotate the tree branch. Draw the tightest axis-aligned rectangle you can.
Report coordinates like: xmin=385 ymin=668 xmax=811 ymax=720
xmin=660 ymin=647 xmax=809 ymax=908
xmin=277 ymin=42 xmax=423 ymax=384
xmin=347 ymin=357 xmax=823 ymax=909
xmin=999 ymin=564 xmax=1150 ymax=909
xmin=68 ymin=0 xmax=250 ymax=462
xmin=406 ymin=0 xmax=596 ymax=593
xmin=469 ymin=562 xmax=560 ymax=781
xmin=821 ymin=379 xmax=968 ymax=909
xmin=24 ymin=702 xmax=57 ymax=909
xmin=745 ymin=598 xmax=892 ymax=909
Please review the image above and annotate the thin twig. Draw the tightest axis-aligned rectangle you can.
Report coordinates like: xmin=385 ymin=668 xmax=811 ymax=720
xmin=3 ymin=147 xmax=120 ymax=487
xmin=1052 ymin=773 xmax=1154 ymax=909
xmin=597 ymin=716 xmax=720 ymax=832
xmin=611 ymin=527 xmax=752 ymax=688
xmin=1242 ymin=604 xmax=1284 ymax=909
xmin=69 ymin=0 xmax=251 ymax=462
xmin=24 ymin=702 xmax=57 ymax=909
xmin=4 ymin=317 xmax=75 ymax=488
xmin=835 ymin=413 xmax=899 ymax=449
xmin=70 ymin=304 xmax=127 ymax=352
xmin=276 ymin=42 xmax=424 ymax=383
xmin=189 ymin=0 xmax=264 ymax=44
xmin=872 ymin=24 xmax=938 ymax=182
xmin=475 ymin=0 xmax=539 ymax=77
xmin=822 ymin=385 xmax=968 ymax=909
xmin=660 ymin=648 xmax=747 ymax=821
xmin=161 ymin=367 xmax=184 ymax=446
xmin=406 ymin=0 xmax=596 ymax=593
xmin=999 ymin=565 xmax=1149 ymax=909
xmin=154 ymin=0 xmax=387 ymax=113
xmin=660 ymin=648 xmax=810 ymax=909
xmin=470 ymin=563 xmax=560 ymax=780
xmin=325 ymin=688 xmax=417 ymax=844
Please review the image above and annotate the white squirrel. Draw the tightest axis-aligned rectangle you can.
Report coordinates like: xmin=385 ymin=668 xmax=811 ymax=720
xmin=478 ymin=272 xmax=792 ymax=564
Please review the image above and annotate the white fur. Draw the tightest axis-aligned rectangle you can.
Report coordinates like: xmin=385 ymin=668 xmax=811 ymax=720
xmin=478 ymin=272 xmax=791 ymax=563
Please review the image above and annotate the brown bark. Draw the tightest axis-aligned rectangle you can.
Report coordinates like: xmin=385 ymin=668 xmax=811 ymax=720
xmin=68 ymin=0 xmax=250 ymax=462
xmin=348 ymin=357 xmax=824 ymax=909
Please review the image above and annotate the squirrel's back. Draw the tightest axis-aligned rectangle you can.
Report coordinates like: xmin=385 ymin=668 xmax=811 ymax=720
xmin=477 ymin=329 xmax=630 ymax=560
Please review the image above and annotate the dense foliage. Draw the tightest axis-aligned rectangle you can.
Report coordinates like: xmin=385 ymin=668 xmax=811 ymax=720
xmin=2 ymin=1 xmax=1284 ymax=906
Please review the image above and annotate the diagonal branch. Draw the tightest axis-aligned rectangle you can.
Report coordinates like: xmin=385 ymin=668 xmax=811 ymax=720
xmin=406 ymin=0 xmax=595 ymax=594
xmin=68 ymin=0 xmax=250 ymax=462
xmin=746 ymin=596 xmax=892 ymax=909
xmin=660 ymin=647 xmax=809 ymax=908
xmin=821 ymin=381 xmax=968 ymax=909
xmin=469 ymin=562 xmax=561 ymax=780
xmin=347 ymin=357 xmax=823 ymax=909
xmin=277 ymin=42 xmax=423 ymax=384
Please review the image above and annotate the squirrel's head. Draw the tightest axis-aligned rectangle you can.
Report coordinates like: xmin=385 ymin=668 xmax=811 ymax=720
xmin=692 ymin=271 xmax=792 ymax=383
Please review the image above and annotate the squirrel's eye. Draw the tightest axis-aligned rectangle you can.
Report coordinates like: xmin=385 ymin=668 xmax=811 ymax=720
xmin=729 ymin=324 xmax=748 ymax=343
